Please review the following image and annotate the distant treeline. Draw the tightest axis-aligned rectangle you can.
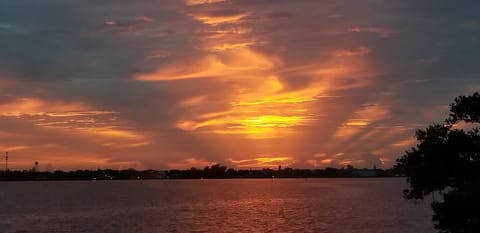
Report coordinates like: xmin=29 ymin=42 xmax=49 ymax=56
xmin=0 ymin=164 xmax=402 ymax=181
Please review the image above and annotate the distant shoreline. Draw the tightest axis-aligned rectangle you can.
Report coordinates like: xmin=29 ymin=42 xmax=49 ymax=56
xmin=0 ymin=164 xmax=402 ymax=181
xmin=0 ymin=177 xmax=406 ymax=182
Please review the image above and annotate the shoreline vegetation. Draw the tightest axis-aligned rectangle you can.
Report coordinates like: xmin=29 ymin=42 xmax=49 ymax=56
xmin=0 ymin=164 xmax=401 ymax=181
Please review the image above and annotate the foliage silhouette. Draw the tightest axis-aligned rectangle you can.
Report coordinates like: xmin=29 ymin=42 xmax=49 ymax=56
xmin=396 ymin=92 xmax=480 ymax=233
xmin=0 ymin=164 xmax=397 ymax=181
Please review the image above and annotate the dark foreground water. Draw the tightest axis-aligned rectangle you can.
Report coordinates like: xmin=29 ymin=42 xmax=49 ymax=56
xmin=0 ymin=178 xmax=435 ymax=233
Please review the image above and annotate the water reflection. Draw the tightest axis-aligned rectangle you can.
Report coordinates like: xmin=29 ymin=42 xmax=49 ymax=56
xmin=0 ymin=179 xmax=434 ymax=233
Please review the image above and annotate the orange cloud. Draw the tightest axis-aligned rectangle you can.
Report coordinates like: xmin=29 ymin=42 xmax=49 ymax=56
xmin=172 ymin=76 xmax=320 ymax=138
xmin=136 ymin=47 xmax=275 ymax=81
xmin=190 ymin=12 xmax=248 ymax=25
xmin=0 ymin=145 xmax=30 ymax=152
xmin=134 ymin=4 xmax=380 ymax=141
xmin=210 ymin=41 xmax=256 ymax=51
xmin=131 ymin=0 xmax=382 ymax=159
xmin=306 ymin=158 xmax=334 ymax=167
xmin=0 ymin=98 xmax=91 ymax=117
xmin=3 ymin=0 xmax=461 ymax=171
xmin=0 ymin=97 xmax=150 ymax=149
xmin=390 ymin=138 xmax=417 ymax=148
xmin=167 ymin=157 xmax=215 ymax=169
xmin=333 ymin=46 xmax=371 ymax=57
xmin=318 ymin=105 xmax=401 ymax=163
xmin=185 ymin=0 xmax=227 ymax=6
xmin=228 ymin=156 xmax=294 ymax=168
xmin=345 ymin=104 xmax=390 ymax=126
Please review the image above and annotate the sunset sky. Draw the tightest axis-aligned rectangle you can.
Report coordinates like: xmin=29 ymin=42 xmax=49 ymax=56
xmin=1 ymin=0 xmax=479 ymax=170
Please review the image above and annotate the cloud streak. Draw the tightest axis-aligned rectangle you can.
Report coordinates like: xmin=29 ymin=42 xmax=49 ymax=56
xmin=1 ymin=0 xmax=480 ymax=170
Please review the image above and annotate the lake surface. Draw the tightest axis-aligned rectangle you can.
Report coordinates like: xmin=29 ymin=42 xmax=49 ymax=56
xmin=0 ymin=178 xmax=435 ymax=233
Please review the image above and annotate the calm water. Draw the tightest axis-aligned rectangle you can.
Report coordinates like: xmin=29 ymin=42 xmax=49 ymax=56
xmin=0 ymin=178 xmax=435 ymax=233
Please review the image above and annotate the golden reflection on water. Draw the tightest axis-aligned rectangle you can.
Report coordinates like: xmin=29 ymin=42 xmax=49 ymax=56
xmin=0 ymin=179 xmax=435 ymax=233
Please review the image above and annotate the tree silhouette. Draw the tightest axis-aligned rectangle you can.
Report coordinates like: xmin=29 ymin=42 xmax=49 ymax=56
xmin=396 ymin=92 xmax=480 ymax=233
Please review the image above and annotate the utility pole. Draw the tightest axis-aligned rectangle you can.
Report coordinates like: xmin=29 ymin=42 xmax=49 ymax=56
xmin=5 ymin=151 xmax=8 ymax=172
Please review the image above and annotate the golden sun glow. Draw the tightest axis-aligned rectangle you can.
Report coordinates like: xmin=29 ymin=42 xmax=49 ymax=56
xmin=134 ymin=2 xmax=375 ymax=140
xmin=190 ymin=13 xmax=248 ymax=25
xmin=172 ymin=75 xmax=319 ymax=138
xmin=0 ymin=0 xmax=445 ymax=171
xmin=237 ymin=115 xmax=306 ymax=128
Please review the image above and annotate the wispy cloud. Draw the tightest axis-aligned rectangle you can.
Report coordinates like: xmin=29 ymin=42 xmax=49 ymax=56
xmin=1 ymin=0 xmax=479 ymax=169
xmin=185 ymin=0 xmax=228 ymax=6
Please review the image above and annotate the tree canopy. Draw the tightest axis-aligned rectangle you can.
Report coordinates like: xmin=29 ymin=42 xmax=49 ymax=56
xmin=396 ymin=92 xmax=480 ymax=233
